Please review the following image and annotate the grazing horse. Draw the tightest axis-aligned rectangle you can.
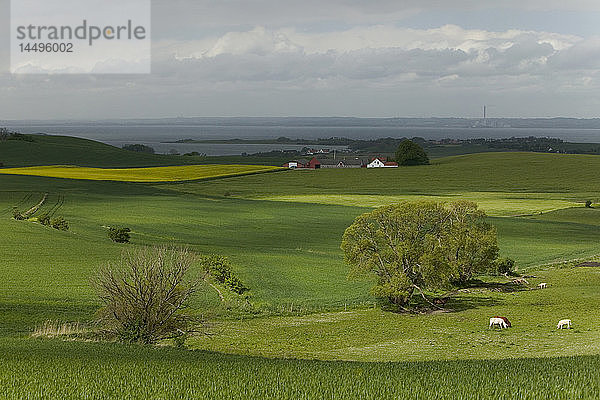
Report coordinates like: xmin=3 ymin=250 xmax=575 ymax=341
xmin=538 ymin=283 xmax=547 ymax=289
xmin=557 ymin=319 xmax=572 ymax=329
xmin=489 ymin=317 xmax=510 ymax=329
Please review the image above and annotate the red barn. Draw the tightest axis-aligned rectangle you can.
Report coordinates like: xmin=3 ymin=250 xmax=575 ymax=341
xmin=307 ymin=157 xmax=321 ymax=169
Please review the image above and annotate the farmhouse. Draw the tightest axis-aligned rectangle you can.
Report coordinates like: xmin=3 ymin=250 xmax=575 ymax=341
xmin=306 ymin=157 xmax=321 ymax=169
xmin=367 ymin=157 xmax=398 ymax=168
xmin=286 ymin=157 xmax=396 ymax=169
xmin=320 ymin=158 xmax=365 ymax=168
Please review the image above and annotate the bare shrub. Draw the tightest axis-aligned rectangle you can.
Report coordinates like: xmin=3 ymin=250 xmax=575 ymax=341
xmin=92 ymin=246 xmax=203 ymax=344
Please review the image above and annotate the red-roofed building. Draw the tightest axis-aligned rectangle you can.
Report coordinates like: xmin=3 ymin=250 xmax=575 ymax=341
xmin=306 ymin=157 xmax=321 ymax=169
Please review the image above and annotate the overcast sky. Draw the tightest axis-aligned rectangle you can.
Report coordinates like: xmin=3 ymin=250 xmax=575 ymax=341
xmin=1 ymin=0 xmax=600 ymax=120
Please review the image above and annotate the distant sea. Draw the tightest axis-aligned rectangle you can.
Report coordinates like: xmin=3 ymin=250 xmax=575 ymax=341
xmin=6 ymin=122 xmax=600 ymax=156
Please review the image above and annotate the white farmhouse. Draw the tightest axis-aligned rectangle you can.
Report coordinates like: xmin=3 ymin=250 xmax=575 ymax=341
xmin=367 ymin=158 xmax=398 ymax=168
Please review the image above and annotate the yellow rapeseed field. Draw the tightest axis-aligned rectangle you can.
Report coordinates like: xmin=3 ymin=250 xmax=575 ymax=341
xmin=0 ymin=164 xmax=284 ymax=182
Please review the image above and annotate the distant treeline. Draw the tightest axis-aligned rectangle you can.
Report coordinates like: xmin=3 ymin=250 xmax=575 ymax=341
xmin=358 ymin=136 xmax=600 ymax=155
xmin=465 ymin=137 xmax=600 ymax=154
xmin=314 ymin=136 xmax=600 ymax=154
xmin=122 ymin=144 xmax=155 ymax=154
xmin=174 ymin=136 xmax=600 ymax=155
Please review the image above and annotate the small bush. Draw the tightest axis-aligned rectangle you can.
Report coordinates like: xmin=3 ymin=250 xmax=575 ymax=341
xmin=12 ymin=207 xmax=26 ymax=220
xmin=199 ymin=255 xmax=248 ymax=295
xmin=224 ymin=274 xmax=248 ymax=295
xmin=38 ymin=214 xmax=51 ymax=226
xmin=108 ymin=227 xmax=131 ymax=243
xmin=494 ymin=257 xmax=516 ymax=276
xmin=51 ymin=216 xmax=69 ymax=231
xmin=585 ymin=200 xmax=593 ymax=208
xmin=92 ymin=246 xmax=203 ymax=344
xmin=173 ymin=331 xmax=189 ymax=348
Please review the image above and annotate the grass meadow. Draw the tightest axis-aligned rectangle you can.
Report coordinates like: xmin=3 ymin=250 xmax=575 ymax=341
xmin=190 ymin=266 xmax=600 ymax=361
xmin=168 ymin=152 xmax=600 ymax=198
xmin=1 ymin=339 xmax=599 ymax=399
xmin=258 ymin=192 xmax=579 ymax=216
xmin=1 ymin=141 xmax=600 ymax=398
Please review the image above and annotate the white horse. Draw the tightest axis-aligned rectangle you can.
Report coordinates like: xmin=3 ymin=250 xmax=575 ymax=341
xmin=489 ymin=317 xmax=508 ymax=329
xmin=557 ymin=319 xmax=572 ymax=329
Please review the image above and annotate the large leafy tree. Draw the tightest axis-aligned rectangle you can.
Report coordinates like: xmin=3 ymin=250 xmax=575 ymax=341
xmin=395 ymin=139 xmax=430 ymax=166
xmin=341 ymin=201 xmax=498 ymax=309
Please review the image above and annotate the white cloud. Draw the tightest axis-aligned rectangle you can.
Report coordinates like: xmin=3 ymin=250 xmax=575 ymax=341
xmin=205 ymin=27 xmax=302 ymax=57
xmin=160 ymin=24 xmax=581 ymax=60
xmin=152 ymin=25 xmax=586 ymax=86
xmin=2 ymin=16 xmax=600 ymax=119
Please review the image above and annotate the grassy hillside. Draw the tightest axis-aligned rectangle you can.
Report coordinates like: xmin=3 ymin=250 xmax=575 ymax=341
xmin=1 ymin=176 xmax=599 ymax=336
xmin=0 ymin=135 xmax=195 ymax=168
xmin=167 ymin=152 xmax=600 ymax=199
xmin=191 ymin=265 xmax=600 ymax=360
xmin=2 ymin=143 xmax=600 ymax=397
xmin=1 ymin=152 xmax=599 ymax=322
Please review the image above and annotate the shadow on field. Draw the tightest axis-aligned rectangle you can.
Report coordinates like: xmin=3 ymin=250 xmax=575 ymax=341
xmin=444 ymin=295 xmax=502 ymax=312
xmin=383 ymin=293 xmax=501 ymax=314
xmin=0 ymin=300 xmax=97 ymax=337
xmin=386 ymin=280 xmax=529 ymax=314
xmin=461 ymin=279 xmax=531 ymax=293
xmin=442 ymin=280 xmax=529 ymax=312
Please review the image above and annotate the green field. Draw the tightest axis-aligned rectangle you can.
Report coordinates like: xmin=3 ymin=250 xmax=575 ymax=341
xmin=259 ymin=192 xmax=579 ymax=216
xmin=0 ymin=164 xmax=283 ymax=182
xmin=1 ymin=137 xmax=600 ymax=398
xmin=191 ymin=266 xmax=600 ymax=361
xmin=2 ymin=340 xmax=599 ymax=399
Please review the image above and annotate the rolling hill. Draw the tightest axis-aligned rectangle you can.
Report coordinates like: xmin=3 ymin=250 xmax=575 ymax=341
xmin=0 ymin=134 xmax=193 ymax=168
xmin=1 ymin=136 xmax=600 ymax=398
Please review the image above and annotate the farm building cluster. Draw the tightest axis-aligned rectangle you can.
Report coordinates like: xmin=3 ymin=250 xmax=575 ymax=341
xmin=283 ymin=157 xmax=398 ymax=169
